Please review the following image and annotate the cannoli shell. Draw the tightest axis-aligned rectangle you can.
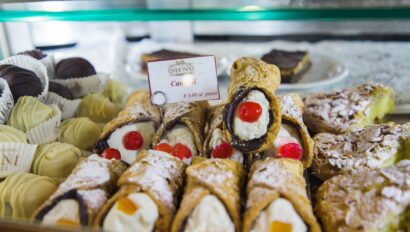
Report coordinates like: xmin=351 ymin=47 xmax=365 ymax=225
xmin=171 ymin=157 xmax=244 ymax=232
xmin=243 ymin=158 xmax=321 ymax=232
xmin=203 ymin=104 xmax=225 ymax=157
xmin=94 ymin=150 xmax=187 ymax=231
xmin=223 ymin=57 xmax=282 ymax=153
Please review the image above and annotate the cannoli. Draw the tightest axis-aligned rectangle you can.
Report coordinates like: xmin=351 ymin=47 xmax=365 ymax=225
xmin=94 ymin=149 xmax=187 ymax=232
xmin=204 ymin=104 xmax=244 ymax=164
xmin=223 ymin=57 xmax=281 ymax=154
xmin=33 ymin=154 xmax=126 ymax=227
xmin=171 ymin=157 xmax=244 ymax=232
xmin=315 ymin=160 xmax=410 ymax=232
xmin=95 ymin=90 xmax=161 ymax=165
xmin=244 ymin=158 xmax=321 ymax=232
xmin=312 ymin=122 xmax=410 ymax=181
xmin=152 ymin=101 xmax=209 ymax=165
xmin=303 ymin=83 xmax=394 ymax=134
xmin=264 ymin=94 xmax=314 ymax=168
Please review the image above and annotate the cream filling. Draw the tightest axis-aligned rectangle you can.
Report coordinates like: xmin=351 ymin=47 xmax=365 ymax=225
xmin=160 ymin=124 xmax=197 ymax=164
xmin=42 ymin=199 xmax=80 ymax=226
xmin=251 ymin=198 xmax=307 ymax=232
xmin=107 ymin=121 xmax=155 ymax=165
xmin=209 ymin=128 xmax=243 ymax=164
xmin=233 ymin=90 xmax=270 ymax=141
xmin=103 ymin=193 xmax=158 ymax=232
xmin=184 ymin=195 xmax=235 ymax=232
xmin=265 ymin=124 xmax=302 ymax=157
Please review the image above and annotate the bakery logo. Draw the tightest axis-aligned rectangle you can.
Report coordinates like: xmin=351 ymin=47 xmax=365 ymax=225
xmin=168 ymin=60 xmax=194 ymax=76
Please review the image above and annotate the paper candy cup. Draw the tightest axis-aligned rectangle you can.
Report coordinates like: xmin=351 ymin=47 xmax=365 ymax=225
xmin=0 ymin=142 xmax=38 ymax=178
xmin=27 ymin=105 xmax=62 ymax=145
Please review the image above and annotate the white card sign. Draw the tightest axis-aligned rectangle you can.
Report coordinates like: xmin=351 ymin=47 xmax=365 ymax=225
xmin=147 ymin=56 xmax=220 ymax=105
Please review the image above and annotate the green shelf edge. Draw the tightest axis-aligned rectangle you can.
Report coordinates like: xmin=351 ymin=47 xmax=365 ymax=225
xmin=1 ymin=7 xmax=410 ymax=21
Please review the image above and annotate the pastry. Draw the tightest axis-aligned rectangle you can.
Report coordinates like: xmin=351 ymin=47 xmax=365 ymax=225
xmin=243 ymin=158 xmax=321 ymax=232
xmin=204 ymin=104 xmax=244 ymax=164
xmin=59 ymin=117 xmax=101 ymax=150
xmin=312 ymin=122 xmax=410 ymax=181
xmin=264 ymin=94 xmax=314 ymax=168
xmin=141 ymin=49 xmax=200 ymax=73
xmin=0 ymin=172 xmax=57 ymax=220
xmin=261 ymin=49 xmax=311 ymax=83
xmin=171 ymin=157 xmax=244 ymax=232
xmin=31 ymin=142 xmax=81 ymax=179
xmin=103 ymin=79 xmax=128 ymax=107
xmin=34 ymin=155 xmax=126 ymax=227
xmin=76 ymin=93 xmax=119 ymax=123
xmin=303 ymin=83 xmax=395 ymax=134
xmin=49 ymin=81 xmax=74 ymax=100
xmin=315 ymin=160 xmax=410 ymax=232
xmin=17 ymin=49 xmax=47 ymax=60
xmin=95 ymin=90 xmax=161 ymax=165
xmin=152 ymin=101 xmax=209 ymax=165
xmin=223 ymin=57 xmax=281 ymax=153
xmin=94 ymin=149 xmax=187 ymax=232
xmin=0 ymin=125 xmax=27 ymax=143
xmin=55 ymin=57 xmax=96 ymax=79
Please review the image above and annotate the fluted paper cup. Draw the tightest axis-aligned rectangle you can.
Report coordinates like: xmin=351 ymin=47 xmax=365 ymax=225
xmin=0 ymin=142 xmax=38 ymax=178
xmin=45 ymin=92 xmax=81 ymax=120
xmin=52 ymin=72 xmax=109 ymax=98
xmin=27 ymin=105 xmax=61 ymax=145
xmin=0 ymin=79 xmax=14 ymax=124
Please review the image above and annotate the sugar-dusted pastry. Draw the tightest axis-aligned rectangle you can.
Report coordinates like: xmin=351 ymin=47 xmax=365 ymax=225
xmin=103 ymin=79 xmax=128 ymax=107
xmin=312 ymin=122 xmax=410 ymax=181
xmin=0 ymin=172 xmax=57 ymax=220
xmin=34 ymin=155 xmax=126 ymax=227
xmin=95 ymin=90 xmax=161 ymax=165
xmin=152 ymin=101 xmax=209 ymax=165
xmin=223 ymin=57 xmax=281 ymax=153
xmin=315 ymin=160 xmax=410 ymax=232
xmin=0 ymin=124 xmax=27 ymax=143
xmin=303 ymin=83 xmax=394 ymax=134
xmin=76 ymin=93 xmax=119 ymax=123
xmin=31 ymin=142 xmax=81 ymax=179
xmin=244 ymin=158 xmax=321 ymax=232
xmin=60 ymin=117 xmax=101 ymax=150
xmin=171 ymin=157 xmax=244 ymax=232
xmin=140 ymin=49 xmax=200 ymax=73
xmin=204 ymin=104 xmax=244 ymax=164
xmin=264 ymin=94 xmax=314 ymax=168
xmin=94 ymin=150 xmax=187 ymax=232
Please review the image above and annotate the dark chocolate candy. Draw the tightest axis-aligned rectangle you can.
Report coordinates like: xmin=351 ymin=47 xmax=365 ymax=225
xmin=17 ymin=49 xmax=47 ymax=60
xmin=55 ymin=57 xmax=96 ymax=79
xmin=0 ymin=64 xmax=42 ymax=102
xmin=49 ymin=81 xmax=74 ymax=100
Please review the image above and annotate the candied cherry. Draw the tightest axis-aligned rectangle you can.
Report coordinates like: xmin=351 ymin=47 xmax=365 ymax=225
xmin=279 ymin=143 xmax=302 ymax=160
xmin=172 ymin=143 xmax=192 ymax=160
xmin=153 ymin=143 xmax=174 ymax=154
xmin=237 ymin=101 xmax=262 ymax=122
xmin=117 ymin=197 xmax=139 ymax=215
xmin=212 ymin=142 xmax=233 ymax=159
xmin=101 ymin=148 xmax=121 ymax=160
xmin=123 ymin=131 xmax=143 ymax=150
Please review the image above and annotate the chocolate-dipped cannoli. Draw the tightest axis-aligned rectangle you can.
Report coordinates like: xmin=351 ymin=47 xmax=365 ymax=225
xmin=223 ymin=57 xmax=281 ymax=154
xmin=315 ymin=160 xmax=410 ymax=232
xmin=33 ymin=155 xmax=126 ymax=227
xmin=312 ymin=122 xmax=410 ymax=181
xmin=171 ymin=157 xmax=244 ymax=232
xmin=95 ymin=90 xmax=161 ymax=165
xmin=94 ymin=149 xmax=187 ymax=232
xmin=244 ymin=158 xmax=321 ymax=232
xmin=264 ymin=94 xmax=314 ymax=168
xmin=152 ymin=101 xmax=209 ymax=165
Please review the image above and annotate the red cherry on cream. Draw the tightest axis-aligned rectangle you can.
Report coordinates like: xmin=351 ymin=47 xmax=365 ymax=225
xmin=123 ymin=131 xmax=143 ymax=150
xmin=172 ymin=143 xmax=192 ymax=160
xmin=237 ymin=101 xmax=262 ymax=122
xmin=212 ymin=142 xmax=233 ymax=159
xmin=153 ymin=143 xmax=174 ymax=154
xmin=279 ymin=143 xmax=302 ymax=160
xmin=101 ymin=148 xmax=121 ymax=160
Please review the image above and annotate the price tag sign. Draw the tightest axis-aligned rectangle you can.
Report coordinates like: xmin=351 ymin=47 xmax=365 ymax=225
xmin=147 ymin=56 xmax=220 ymax=105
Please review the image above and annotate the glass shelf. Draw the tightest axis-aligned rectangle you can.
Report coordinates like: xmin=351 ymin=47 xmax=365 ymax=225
xmin=1 ymin=0 xmax=410 ymax=22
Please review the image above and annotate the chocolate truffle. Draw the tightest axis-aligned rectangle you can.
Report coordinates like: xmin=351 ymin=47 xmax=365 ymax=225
xmin=0 ymin=64 xmax=43 ymax=102
xmin=0 ymin=125 xmax=27 ymax=143
xmin=17 ymin=49 xmax=47 ymax=60
xmin=59 ymin=117 xmax=101 ymax=150
xmin=49 ymin=81 xmax=73 ymax=100
xmin=55 ymin=57 xmax=96 ymax=79
xmin=76 ymin=93 xmax=119 ymax=123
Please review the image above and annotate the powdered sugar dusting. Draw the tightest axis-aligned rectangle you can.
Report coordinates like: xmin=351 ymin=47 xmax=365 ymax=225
xmin=281 ymin=94 xmax=303 ymax=121
xmin=77 ymin=189 xmax=107 ymax=214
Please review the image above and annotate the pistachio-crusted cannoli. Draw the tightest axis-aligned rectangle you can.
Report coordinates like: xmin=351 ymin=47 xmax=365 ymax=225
xmin=223 ymin=57 xmax=281 ymax=154
xmin=94 ymin=150 xmax=187 ymax=232
xmin=303 ymin=83 xmax=394 ymax=134
xmin=244 ymin=158 xmax=321 ymax=232
xmin=312 ymin=122 xmax=410 ymax=181
xmin=315 ymin=160 xmax=410 ymax=232
xmin=152 ymin=101 xmax=209 ymax=165
xmin=33 ymin=155 xmax=126 ymax=227
xmin=171 ymin=157 xmax=244 ymax=232
xmin=95 ymin=90 xmax=161 ymax=165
